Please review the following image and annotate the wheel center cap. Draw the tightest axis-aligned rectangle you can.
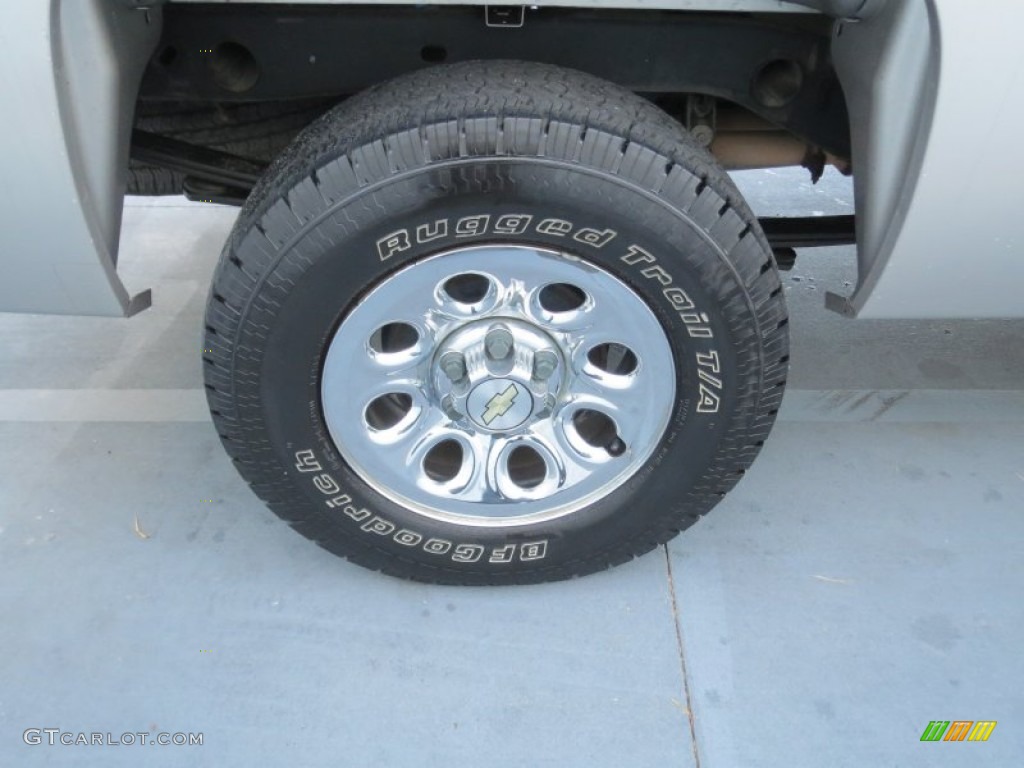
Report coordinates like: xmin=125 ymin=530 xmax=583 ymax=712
xmin=467 ymin=378 xmax=533 ymax=431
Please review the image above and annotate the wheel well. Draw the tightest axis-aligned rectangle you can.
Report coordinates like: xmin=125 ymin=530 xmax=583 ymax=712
xmin=135 ymin=4 xmax=850 ymax=163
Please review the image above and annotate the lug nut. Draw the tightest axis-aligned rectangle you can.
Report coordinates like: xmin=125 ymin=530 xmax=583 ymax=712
xmin=441 ymin=395 xmax=461 ymax=421
xmin=485 ymin=326 xmax=514 ymax=360
xmin=532 ymin=349 xmax=558 ymax=381
xmin=439 ymin=351 xmax=466 ymax=382
xmin=535 ymin=394 xmax=557 ymax=419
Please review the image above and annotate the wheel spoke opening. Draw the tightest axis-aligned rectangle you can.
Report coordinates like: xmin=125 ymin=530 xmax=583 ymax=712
xmin=369 ymin=322 xmax=419 ymax=354
xmin=364 ymin=392 xmax=414 ymax=431
xmin=572 ymin=409 xmax=625 ymax=456
xmin=423 ymin=439 xmax=464 ymax=483
xmin=538 ymin=282 xmax=587 ymax=313
xmin=506 ymin=444 xmax=548 ymax=489
xmin=587 ymin=343 xmax=638 ymax=376
xmin=443 ymin=273 xmax=492 ymax=304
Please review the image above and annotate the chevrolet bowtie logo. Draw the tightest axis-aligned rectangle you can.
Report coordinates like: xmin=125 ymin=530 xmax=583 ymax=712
xmin=481 ymin=383 xmax=519 ymax=425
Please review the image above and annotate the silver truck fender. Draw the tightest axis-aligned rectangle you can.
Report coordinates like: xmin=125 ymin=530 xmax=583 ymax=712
xmin=831 ymin=0 xmax=1024 ymax=318
xmin=0 ymin=0 xmax=158 ymax=317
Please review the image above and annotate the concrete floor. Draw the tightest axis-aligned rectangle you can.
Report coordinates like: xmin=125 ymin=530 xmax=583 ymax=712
xmin=1 ymin=169 xmax=1022 ymax=766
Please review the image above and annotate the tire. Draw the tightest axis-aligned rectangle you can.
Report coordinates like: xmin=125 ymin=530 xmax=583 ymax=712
xmin=203 ymin=61 xmax=789 ymax=585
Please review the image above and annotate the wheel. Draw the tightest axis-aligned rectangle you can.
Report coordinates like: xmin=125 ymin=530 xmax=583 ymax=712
xmin=203 ymin=61 xmax=788 ymax=585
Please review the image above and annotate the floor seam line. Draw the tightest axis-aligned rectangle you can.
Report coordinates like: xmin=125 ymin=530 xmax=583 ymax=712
xmin=664 ymin=544 xmax=701 ymax=768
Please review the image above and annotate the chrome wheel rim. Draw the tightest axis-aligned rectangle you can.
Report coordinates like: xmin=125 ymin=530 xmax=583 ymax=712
xmin=321 ymin=245 xmax=676 ymax=527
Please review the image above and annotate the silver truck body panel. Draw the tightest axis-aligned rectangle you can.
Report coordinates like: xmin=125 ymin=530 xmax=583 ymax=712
xmin=0 ymin=0 xmax=157 ymax=317
xmin=171 ymin=0 xmax=812 ymax=10
xmin=833 ymin=0 xmax=1024 ymax=318
xmin=0 ymin=0 xmax=1021 ymax=318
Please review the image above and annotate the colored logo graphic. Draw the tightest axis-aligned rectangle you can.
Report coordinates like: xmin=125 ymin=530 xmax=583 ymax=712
xmin=481 ymin=383 xmax=520 ymax=425
xmin=920 ymin=721 xmax=996 ymax=742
